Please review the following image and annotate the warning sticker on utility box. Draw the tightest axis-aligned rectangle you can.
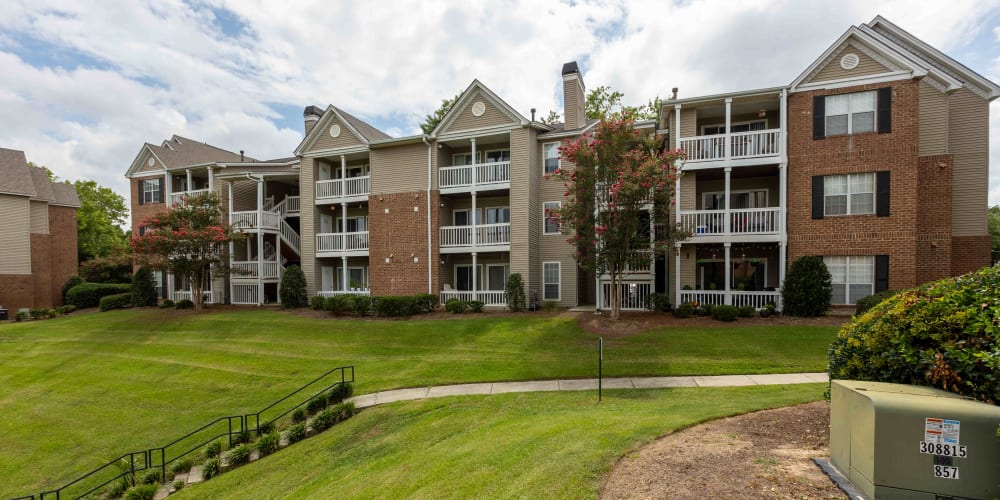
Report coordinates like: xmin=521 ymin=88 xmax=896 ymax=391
xmin=924 ymin=418 xmax=961 ymax=446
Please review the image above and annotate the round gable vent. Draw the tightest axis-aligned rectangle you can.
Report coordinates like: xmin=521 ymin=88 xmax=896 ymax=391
xmin=471 ymin=101 xmax=486 ymax=117
xmin=147 ymin=157 xmax=155 ymax=167
xmin=329 ymin=124 xmax=342 ymax=138
xmin=840 ymin=53 xmax=860 ymax=70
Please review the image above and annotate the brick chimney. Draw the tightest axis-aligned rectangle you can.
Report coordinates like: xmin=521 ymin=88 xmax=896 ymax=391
xmin=562 ymin=61 xmax=587 ymax=130
xmin=303 ymin=105 xmax=324 ymax=135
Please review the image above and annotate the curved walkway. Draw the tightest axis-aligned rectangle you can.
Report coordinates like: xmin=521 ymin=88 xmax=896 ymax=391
xmin=348 ymin=372 xmax=830 ymax=409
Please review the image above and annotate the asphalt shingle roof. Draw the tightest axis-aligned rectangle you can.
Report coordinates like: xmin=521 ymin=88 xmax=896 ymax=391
xmin=0 ymin=148 xmax=37 ymax=197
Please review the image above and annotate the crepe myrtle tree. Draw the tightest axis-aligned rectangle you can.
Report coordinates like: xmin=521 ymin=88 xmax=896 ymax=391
xmin=130 ymin=192 xmax=239 ymax=311
xmin=552 ymin=111 xmax=687 ymax=320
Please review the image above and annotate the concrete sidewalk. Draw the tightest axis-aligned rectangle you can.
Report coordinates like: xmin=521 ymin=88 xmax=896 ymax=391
xmin=348 ymin=372 xmax=829 ymax=409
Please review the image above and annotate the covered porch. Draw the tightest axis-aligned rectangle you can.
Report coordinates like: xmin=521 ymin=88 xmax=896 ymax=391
xmin=439 ymin=252 xmax=509 ymax=306
xmin=675 ymin=242 xmax=784 ymax=309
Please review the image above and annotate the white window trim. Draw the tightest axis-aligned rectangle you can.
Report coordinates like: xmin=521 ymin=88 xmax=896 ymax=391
xmin=824 ymin=90 xmax=877 ymax=136
xmin=823 ymin=173 xmax=875 ymax=216
xmin=542 ymin=261 xmax=561 ymax=301
xmin=824 ymin=256 xmax=874 ymax=305
xmin=143 ymin=179 xmax=161 ymax=203
xmin=701 ymin=189 xmax=769 ymax=210
xmin=485 ymin=206 xmax=511 ymax=224
xmin=699 ymin=119 xmax=767 ymax=135
xmin=484 ymin=148 xmax=510 ymax=164
xmin=542 ymin=142 xmax=561 ymax=175
xmin=543 ymin=201 xmax=561 ymax=235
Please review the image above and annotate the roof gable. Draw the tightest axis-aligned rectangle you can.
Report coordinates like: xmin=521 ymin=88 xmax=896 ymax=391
xmin=126 ymin=136 xmax=250 ymax=177
xmin=791 ymin=26 xmax=923 ymax=91
xmin=295 ymin=106 xmax=390 ymax=156
xmin=433 ymin=80 xmax=527 ymax=137
xmin=0 ymin=148 xmax=38 ymax=197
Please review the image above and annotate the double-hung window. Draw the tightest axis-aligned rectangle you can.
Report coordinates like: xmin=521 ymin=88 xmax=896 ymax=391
xmin=824 ymin=91 xmax=876 ymax=135
xmin=141 ymin=179 xmax=162 ymax=204
xmin=824 ymin=173 xmax=875 ymax=216
xmin=824 ymin=256 xmax=874 ymax=305
xmin=486 ymin=207 xmax=510 ymax=224
xmin=543 ymin=201 xmax=561 ymax=234
xmin=543 ymin=262 xmax=560 ymax=300
xmin=543 ymin=142 xmax=560 ymax=174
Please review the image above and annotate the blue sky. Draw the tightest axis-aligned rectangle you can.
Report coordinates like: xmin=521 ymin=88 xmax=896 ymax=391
xmin=0 ymin=0 xmax=998 ymax=207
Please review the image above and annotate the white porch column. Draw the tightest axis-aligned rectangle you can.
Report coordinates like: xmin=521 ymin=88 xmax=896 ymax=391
xmin=472 ymin=252 xmax=478 ymax=301
xmin=724 ymin=98 xmax=732 ymax=165
xmin=256 ymin=177 xmax=264 ymax=306
xmin=207 ymin=166 xmax=214 ymax=193
xmin=228 ymin=181 xmax=234 ymax=303
xmin=340 ymin=155 xmax=347 ymax=292
xmin=780 ymin=88 xmax=788 ymax=160
xmin=674 ymin=244 xmax=682 ymax=306
xmin=673 ymin=104 xmax=682 ymax=150
xmin=723 ymin=242 xmax=732 ymax=306
xmin=778 ymin=242 xmax=786 ymax=312
xmin=186 ymin=168 xmax=193 ymax=193
xmin=342 ymin=256 xmax=348 ymax=292
xmin=164 ymin=173 xmax=173 ymax=206
xmin=724 ymin=167 xmax=732 ymax=236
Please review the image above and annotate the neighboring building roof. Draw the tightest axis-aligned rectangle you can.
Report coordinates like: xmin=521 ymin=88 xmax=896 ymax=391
xmin=28 ymin=166 xmax=56 ymax=202
xmin=294 ymin=105 xmax=392 ymax=156
xmin=50 ymin=182 xmax=81 ymax=207
xmin=150 ymin=135 xmax=253 ymax=168
xmin=0 ymin=148 xmax=37 ymax=197
xmin=431 ymin=79 xmax=529 ymax=137
xmin=334 ymin=106 xmax=391 ymax=142
xmin=537 ymin=118 xmax=599 ymax=139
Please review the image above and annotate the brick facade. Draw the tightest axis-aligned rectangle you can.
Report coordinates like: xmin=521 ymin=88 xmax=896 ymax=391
xmin=368 ymin=191 xmax=440 ymax=296
xmin=48 ymin=205 xmax=79 ymax=305
xmin=0 ymin=275 xmax=34 ymax=312
xmin=129 ymin=175 xmax=168 ymax=238
xmin=951 ymin=235 xmax=991 ymax=275
xmin=0 ymin=205 xmax=78 ymax=311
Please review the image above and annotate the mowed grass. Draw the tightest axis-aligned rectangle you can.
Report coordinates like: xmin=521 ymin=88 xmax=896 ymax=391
xmin=181 ymin=385 xmax=826 ymax=499
xmin=0 ymin=309 xmax=836 ymax=495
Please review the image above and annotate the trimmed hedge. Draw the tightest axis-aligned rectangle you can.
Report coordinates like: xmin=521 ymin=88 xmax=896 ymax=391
xmin=100 ymin=293 xmax=134 ymax=312
xmin=131 ymin=268 xmax=158 ymax=307
xmin=280 ymin=265 xmax=308 ymax=308
xmin=372 ymin=296 xmax=423 ymax=317
xmin=711 ymin=304 xmax=738 ymax=322
xmin=829 ymin=265 xmax=1000 ymax=405
xmin=66 ymin=282 xmax=132 ymax=309
xmin=781 ymin=256 xmax=832 ymax=317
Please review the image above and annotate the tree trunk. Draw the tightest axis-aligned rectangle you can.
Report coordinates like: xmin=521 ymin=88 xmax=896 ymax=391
xmin=191 ymin=269 xmax=205 ymax=311
xmin=609 ymin=267 xmax=621 ymax=320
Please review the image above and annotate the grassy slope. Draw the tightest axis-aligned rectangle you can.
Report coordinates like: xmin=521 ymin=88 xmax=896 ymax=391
xmin=182 ymin=385 xmax=826 ymax=499
xmin=0 ymin=309 xmax=836 ymax=495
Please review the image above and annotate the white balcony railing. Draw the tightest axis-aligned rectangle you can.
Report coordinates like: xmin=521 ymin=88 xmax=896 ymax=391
xmin=439 ymin=161 xmax=511 ymax=190
xmin=316 ymin=231 xmax=369 ymax=253
xmin=680 ymin=207 xmax=780 ymax=236
xmin=172 ymin=289 xmax=222 ymax=304
xmin=230 ymin=211 xmax=281 ymax=231
xmin=231 ymin=284 xmax=259 ymax=305
xmin=231 ymin=261 xmax=281 ymax=280
xmin=678 ymin=290 xmax=779 ymax=310
xmin=440 ymin=290 xmax=507 ymax=306
xmin=679 ymin=129 xmax=781 ymax=163
xmin=679 ymin=291 xmax=726 ymax=306
xmin=440 ymin=223 xmax=511 ymax=248
xmin=600 ymin=282 xmax=651 ymax=311
xmin=315 ymin=176 xmax=370 ymax=201
xmin=318 ymin=289 xmax=371 ymax=297
xmin=169 ymin=188 xmax=211 ymax=206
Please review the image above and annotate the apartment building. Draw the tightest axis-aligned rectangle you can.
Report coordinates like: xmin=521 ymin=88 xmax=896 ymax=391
xmin=0 ymin=148 xmax=81 ymax=312
xmin=126 ymin=16 xmax=997 ymax=310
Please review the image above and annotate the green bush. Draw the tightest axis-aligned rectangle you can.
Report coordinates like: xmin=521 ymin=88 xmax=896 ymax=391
xmin=505 ymin=273 xmax=526 ymax=312
xmin=781 ymin=255 xmax=832 ymax=317
xmin=645 ymin=292 xmax=671 ymax=312
xmin=350 ymin=295 xmax=371 ymax=316
xmin=140 ymin=469 xmax=160 ymax=485
xmin=311 ymin=408 xmax=337 ymax=432
xmin=122 ymin=483 xmax=158 ymax=500
xmin=225 ymin=443 xmax=252 ymax=466
xmin=736 ymin=305 xmax=756 ymax=318
xmin=542 ymin=300 xmax=560 ymax=312
xmin=760 ymin=302 xmax=777 ymax=317
xmin=174 ymin=299 xmax=194 ymax=309
xmin=169 ymin=458 xmax=193 ymax=474
xmin=414 ymin=293 xmax=438 ymax=313
xmin=131 ymin=268 xmax=158 ymax=307
xmin=56 ymin=304 xmax=76 ymax=315
xmin=697 ymin=303 xmax=715 ymax=317
xmin=233 ymin=429 xmax=251 ymax=445
xmin=328 ymin=382 xmax=354 ymax=403
xmin=323 ymin=295 xmax=351 ymax=316
xmin=445 ymin=298 xmax=468 ymax=314
xmin=310 ymin=295 xmax=326 ymax=310
xmin=829 ymin=265 xmax=1000 ymax=404
xmin=159 ymin=299 xmax=174 ymax=309
xmin=286 ymin=423 xmax=307 ymax=444
xmin=468 ymin=300 xmax=485 ymax=313
xmin=672 ymin=302 xmax=695 ymax=318
xmin=291 ymin=407 xmax=306 ymax=423
xmin=372 ymin=295 xmax=423 ymax=317
xmin=258 ymin=421 xmax=276 ymax=435
xmin=333 ymin=401 xmax=356 ymax=421
xmin=256 ymin=432 xmax=280 ymax=456
xmin=306 ymin=395 xmax=328 ymax=414
xmin=201 ymin=457 xmax=221 ymax=480
xmin=172 ymin=480 xmax=185 ymax=491
xmin=100 ymin=292 xmax=134 ymax=312
xmin=14 ymin=311 xmax=28 ymax=322
xmin=66 ymin=282 xmax=132 ymax=308
xmin=280 ymin=265 xmax=308 ymax=308
xmin=854 ymin=289 xmax=899 ymax=316
xmin=204 ymin=440 xmax=222 ymax=458
xmin=30 ymin=308 xmax=52 ymax=319
xmin=61 ymin=275 xmax=84 ymax=303
xmin=78 ymin=255 xmax=133 ymax=284
xmin=711 ymin=304 xmax=739 ymax=322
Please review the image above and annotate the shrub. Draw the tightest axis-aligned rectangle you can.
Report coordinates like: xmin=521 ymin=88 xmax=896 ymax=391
xmin=310 ymin=295 xmax=326 ymax=310
xmin=829 ymin=266 xmax=1000 ymax=405
xmin=854 ymin=289 xmax=899 ymax=316
xmin=505 ymin=273 xmax=526 ymax=312
xmin=328 ymin=382 xmax=354 ymax=403
xmin=56 ymin=304 xmax=76 ymax=315
xmin=280 ymin=265 xmax=308 ymax=308
xmin=61 ymin=275 xmax=84 ymax=302
xmin=286 ymin=423 xmax=307 ymax=444
xmin=30 ymin=308 xmax=51 ymax=320
xmin=172 ymin=480 xmax=185 ymax=491
xmin=697 ymin=303 xmax=715 ymax=317
xmin=258 ymin=421 xmax=276 ymax=435
xmin=78 ymin=255 xmax=133 ymax=284
xmin=204 ymin=440 xmax=222 ymax=458
xmin=256 ymin=432 xmax=280 ymax=456
xmin=350 ymin=295 xmax=371 ymax=317
xmin=311 ymin=408 xmax=337 ymax=432
xmin=225 ymin=443 xmax=252 ymax=466
xmin=781 ymin=255 xmax=832 ymax=317
xmin=291 ymin=407 xmax=306 ymax=423
xmin=140 ymin=469 xmax=160 ymax=485
xmin=159 ymin=299 xmax=174 ymax=309
xmin=100 ymin=292 xmax=134 ymax=311
xmin=131 ymin=268 xmax=158 ymax=307
xmin=711 ymin=304 xmax=739 ymax=322
xmin=445 ymin=298 xmax=467 ymax=314
xmin=414 ymin=293 xmax=438 ymax=313
xmin=372 ymin=295 xmax=422 ymax=317
xmin=123 ymin=483 xmax=158 ymax=500
xmin=760 ymin=302 xmax=777 ymax=317
xmin=333 ymin=401 xmax=356 ymax=421
xmin=233 ymin=429 xmax=251 ymax=445
xmin=174 ymin=299 xmax=194 ymax=309
xmin=672 ymin=302 xmax=695 ymax=318
xmin=14 ymin=311 xmax=28 ymax=322
xmin=306 ymin=395 xmax=328 ymax=414
xmin=645 ymin=292 xmax=671 ymax=312
xmin=169 ymin=458 xmax=193 ymax=474
xmin=323 ymin=295 xmax=351 ymax=316
xmin=201 ymin=457 xmax=221 ymax=480
xmin=66 ymin=282 xmax=131 ymax=308
xmin=736 ymin=305 xmax=756 ymax=318
xmin=542 ymin=300 xmax=560 ymax=312
xmin=468 ymin=300 xmax=485 ymax=313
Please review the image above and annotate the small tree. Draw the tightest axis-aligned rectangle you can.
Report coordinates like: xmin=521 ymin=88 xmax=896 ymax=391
xmin=131 ymin=267 xmax=158 ymax=307
xmin=420 ymin=93 xmax=461 ymax=134
xmin=280 ymin=265 xmax=308 ymax=308
xmin=781 ymin=256 xmax=832 ymax=316
xmin=130 ymin=192 xmax=238 ymax=311
xmin=505 ymin=273 xmax=526 ymax=312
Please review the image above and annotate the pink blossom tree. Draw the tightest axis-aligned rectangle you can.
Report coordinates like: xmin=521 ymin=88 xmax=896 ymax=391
xmin=131 ymin=192 xmax=238 ymax=311
xmin=553 ymin=111 xmax=687 ymax=319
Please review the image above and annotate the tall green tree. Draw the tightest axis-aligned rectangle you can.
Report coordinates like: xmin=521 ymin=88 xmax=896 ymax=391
xmin=585 ymin=85 xmax=659 ymax=121
xmin=989 ymin=205 xmax=1000 ymax=264
xmin=420 ymin=93 xmax=461 ymax=134
xmin=75 ymin=179 xmax=129 ymax=260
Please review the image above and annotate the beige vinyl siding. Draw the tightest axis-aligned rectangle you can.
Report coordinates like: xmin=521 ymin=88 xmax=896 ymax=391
xmin=679 ymin=247 xmax=697 ymax=290
xmin=307 ymin=117 xmax=364 ymax=153
xmin=231 ymin=179 xmax=259 ymax=211
xmin=538 ymin=145 xmax=577 ymax=306
xmin=680 ymin=109 xmax=696 ymax=140
xmin=371 ymin=143 xmax=428 ymax=194
xmin=694 ymin=175 xmax=779 ymax=209
xmin=509 ymin=127 xmax=536 ymax=296
xmin=679 ymin=171 xmax=697 ymax=210
xmin=136 ymin=151 xmax=162 ymax=173
xmin=440 ymin=92 xmax=517 ymax=134
xmin=696 ymin=112 xmax=780 ymax=133
xmin=806 ymin=45 xmax=891 ymax=84
xmin=441 ymin=196 xmax=510 ymax=220
xmin=948 ymin=88 xmax=989 ymax=236
xmin=563 ymin=76 xmax=585 ymax=130
xmin=0 ymin=194 xmax=32 ymax=274
xmin=440 ymin=254 xmax=510 ymax=293
xmin=29 ymin=200 xmax=49 ymax=234
xmin=299 ymin=157 xmax=318 ymax=296
xmin=918 ymin=81 xmax=948 ymax=155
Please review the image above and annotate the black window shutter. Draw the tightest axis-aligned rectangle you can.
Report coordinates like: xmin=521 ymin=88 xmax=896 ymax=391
xmin=138 ymin=180 xmax=145 ymax=205
xmin=812 ymin=175 xmax=825 ymax=219
xmin=157 ymin=178 xmax=164 ymax=203
xmin=877 ymin=87 xmax=892 ymax=134
xmin=812 ymin=96 xmax=825 ymax=139
xmin=876 ymin=171 xmax=890 ymax=217
xmin=874 ymin=255 xmax=889 ymax=292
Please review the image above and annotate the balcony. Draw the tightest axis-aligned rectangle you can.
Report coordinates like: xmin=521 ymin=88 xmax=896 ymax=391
xmin=230 ymin=211 xmax=281 ymax=231
xmin=679 ymin=129 xmax=781 ymax=167
xmin=439 ymin=223 xmax=510 ymax=253
xmin=678 ymin=290 xmax=780 ymax=310
xmin=679 ymin=207 xmax=781 ymax=241
xmin=231 ymin=260 xmax=281 ymax=280
xmin=316 ymin=231 xmax=369 ymax=257
xmin=316 ymin=176 xmax=370 ymax=204
xmin=439 ymin=290 xmax=506 ymax=306
xmin=439 ymin=161 xmax=511 ymax=193
xmin=168 ymin=188 xmax=211 ymax=206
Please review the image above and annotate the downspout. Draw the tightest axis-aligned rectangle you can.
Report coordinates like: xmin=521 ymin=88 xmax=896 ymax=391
xmin=423 ymin=135 xmax=433 ymax=295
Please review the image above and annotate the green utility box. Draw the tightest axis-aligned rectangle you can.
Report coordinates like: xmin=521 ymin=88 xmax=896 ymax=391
xmin=830 ymin=380 xmax=1000 ymax=499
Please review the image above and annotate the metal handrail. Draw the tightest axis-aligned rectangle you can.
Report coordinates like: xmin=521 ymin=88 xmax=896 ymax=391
xmin=24 ymin=365 xmax=354 ymax=500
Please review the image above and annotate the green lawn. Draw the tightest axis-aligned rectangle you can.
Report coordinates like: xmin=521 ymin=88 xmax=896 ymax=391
xmin=181 ymin=385 xmax=826 ymax=499
xmin=0 ymin=309 xmax=837 ymax=496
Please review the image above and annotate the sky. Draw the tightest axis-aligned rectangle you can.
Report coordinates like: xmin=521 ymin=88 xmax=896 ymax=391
xmin=1 ymin=0 xmax=999 ymax=207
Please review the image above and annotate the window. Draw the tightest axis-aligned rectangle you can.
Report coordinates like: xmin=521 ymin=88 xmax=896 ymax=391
xmin=486 ymin=207 xmax=510 ymax=224
xmin=487 ymin=264 xmax=509 ymax=291
xmin=336 ymin=267 xmax=369 ymax=290
xmin=453 ymin=153 xmax=474 ymax=166
xmin=701 ymin=120 xmax=766 ymax=135
xmin=543 ymin=142 xmax=560 ymax=174
xmin=701 ymin=190 xmax=768 ymax=210
xmin=455 ymin=265 xmax=483 ymax=291
xmin=454 ymin=209 xmax=482 ymax=226
xmin=138 ymin=225 xmax=147 ymax=236
xmin=824 ymin=256 xmax=874 ymax=305
xmin=824 ymin=173 xmax=874 ymax=216
xmin=141 ymin=178 xmax=162 ymax=204
xmin=485 ymin=149 xmax=510 ymax=163
xmin=153 ymin=271 xmax=164 ymax=298
xmin=825 ymin=91 xmax=875 ymax=135
xmin=543 ymin=201 xmax=561 ymax=234
xmin=543 ymin=262 xmax=560 ymax=300
xmin=336 ymin=216 xmax=367 ymax=232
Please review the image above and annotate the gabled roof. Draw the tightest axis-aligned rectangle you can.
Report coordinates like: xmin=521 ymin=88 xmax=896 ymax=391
xmin=28 ymin=167 xmax=56 ymax=202
xmin=294 ymin=105 xmax=390 ymax=156
xmin=0 ymin=148 xmax=37 ymax=197
xmin=125 ymin=135 xmax=253 ymax=177
xmin=537 ymin=118 xmax=600 ymax=139
xmin=50 ymin=182 xmax=80 ymax=207
xmin=431 ymin=79 xmax=529 ymax=137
